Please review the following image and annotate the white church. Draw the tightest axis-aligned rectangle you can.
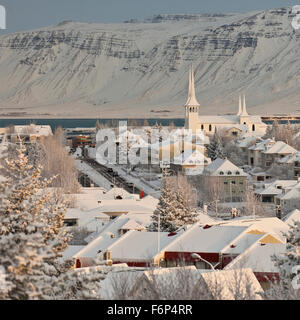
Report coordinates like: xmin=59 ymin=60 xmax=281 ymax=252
xmin=184 ymin=67 xmax=268 ymax=137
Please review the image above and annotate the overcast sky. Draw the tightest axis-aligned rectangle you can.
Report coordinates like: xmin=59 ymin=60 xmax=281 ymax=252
xmin=0 ymin=0 xmax=298 ymax=34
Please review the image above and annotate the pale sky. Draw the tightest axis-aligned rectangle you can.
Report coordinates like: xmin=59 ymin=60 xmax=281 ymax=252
xmin=0 ymin=0 xmax=298 ymax=34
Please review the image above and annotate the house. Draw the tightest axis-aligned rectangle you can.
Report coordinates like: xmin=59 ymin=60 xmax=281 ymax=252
xmin=4 ymin=124 xmax=52 ymax=143
xmin=203 ymin=158 xmax=248 ymax=201
xmin=261 ymin=141 xmax=298 ymax=169
xmin=64 ymin=207 xmax=110 ymax=231
xmin=197 ymin=268 xmax=263 ymax=299
xmin=278 ymin=151 xmax=300 ymax=179
xmin=101 ymin=230 xmax=183 ymax=267
xmin=224 ymin=241 xmax=286 ymax=290
xmin=275 ymin=181 xmax=300 ymax=212
xmin=99 ymin=266 xmax=263 ymax=300
xmin=248 ymin=139 xmax=276 ymax=167
xmin=248 ymin=139 xmax=298 ymax=169
xmin=74 ymin=213 xmax=153 ymax=267
xmin=162 ymin=223 xmax=259 ymax=269
xmin=255 ymin=180 xmax=298 ymax=204
xmin=170 ymin=149 xmax=211 ymax=175
xmin=282 ymin=209 xmax=300 ymax=226
xmin=68 ymin=187 xmax=157 ymax=217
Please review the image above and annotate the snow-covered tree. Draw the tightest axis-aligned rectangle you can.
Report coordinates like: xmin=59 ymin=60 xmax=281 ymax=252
xmin=0 ymin=143 xmax=105 ymax=300
xmin=263 ymin=221 xmax=300 ymax=300
xmin=173 ymin=186 xmax=198 ymax=228
xmin=207 ymin=131 xmax=225 ymax=161
xmin=148 ymin=172 xmax=198 ymax=232
xmin=148 ymin=174 xmax=178 ymax=232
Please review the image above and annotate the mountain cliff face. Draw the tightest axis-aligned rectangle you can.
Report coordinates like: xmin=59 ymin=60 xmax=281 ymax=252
xmin=0 ymin=8 xmax=300 ymax=118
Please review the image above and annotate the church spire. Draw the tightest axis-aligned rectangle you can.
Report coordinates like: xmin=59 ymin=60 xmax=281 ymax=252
xmin=240 ymin=94 xmax=249 ymax=116
xmin=185 ymin=65 xmax=200 ymax=107
xmin=237 ymin=95 xmax=242 ymax=116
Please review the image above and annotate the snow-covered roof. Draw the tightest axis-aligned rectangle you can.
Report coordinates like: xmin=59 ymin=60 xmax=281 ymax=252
xmin=278 ymin=152 xmax=300 ymax=164
xmin=197 ymin=114 xmax=263 ymax=125
xmin=283 ymin=209 xmax=300 ymax=226
xmin=12 ymin=124 xmax=52 ymax=136
xmin=119 ymin=220 xmax=145 ymax=231
xmin=172 ymin=149 xmax=211 ymax=166
xmin=164 ymin=223 xmax=249 ymax=253
xmin=237 ymin=136 xmax=259 ymax=148
xmin=99 ymin=268 xmax=146 ymax=299
xmin=278 ymin=188 xmax=300 ymax=201
xmin=221 ymin=232 xmax=266 ymax=255
xmin=97 ymin=199 xmax=156 ymax=214
xmin=106 ymin=230 xmax=183 ymax=262
xmin=222 ymin=217 xmax=289 ymax=243
xmin=248 ymin=139 xmax=275 ymax=151
xmin=61 ymin=245 xmax=86 ymax=261
xmin=255 ymin=180 xmax=298 ymax=196
xmin=75 ymin=214 xmax=153 ymax=258
xmin=65 ymin=208 xmax=110 ymax=231
xmin=204 ymin=158 xmax=247 ymax=176
xmin=224 ymin=242 xmax=286 ymax=273
xmin=263 ymin=141 xmax=298 ymax=155
xmin=199 ymin=268 xmax=263 ymax=300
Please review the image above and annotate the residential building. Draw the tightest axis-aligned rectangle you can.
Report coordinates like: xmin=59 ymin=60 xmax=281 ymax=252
xmin=203 ymin=158 xmax=248 ymax=201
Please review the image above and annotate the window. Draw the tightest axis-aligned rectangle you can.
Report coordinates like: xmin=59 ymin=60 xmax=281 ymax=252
xmin=219 ymin=171 xmax=224 ymax=175
xmin=236 ymin=171 xmax=240 ymax=175
xmin=231 ymin=181 xmax=236 ymax=185
xmin=224 ymin=181 xmax=228 ymax=185
xmin=227 ymin=171 xmax=232 ymax=175
xmin=252 ymin=124 xmax=255 ymax=131
xmin=201 ymin=124 xmax=204 ymax=130
xmin=209 ymin=124 xmax=212 ymax=132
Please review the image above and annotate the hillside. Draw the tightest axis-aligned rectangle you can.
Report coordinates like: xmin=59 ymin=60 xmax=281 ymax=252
xmin=0 ymin=8 xmax=300 ymax=118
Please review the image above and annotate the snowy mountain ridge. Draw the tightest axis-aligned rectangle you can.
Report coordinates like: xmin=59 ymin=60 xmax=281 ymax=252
xmin=0 ymin=7 xmax=300 ymax=118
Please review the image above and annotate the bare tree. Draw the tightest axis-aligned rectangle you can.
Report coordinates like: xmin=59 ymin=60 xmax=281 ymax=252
xmin=242 ymin=187 xmax=268 ymax=217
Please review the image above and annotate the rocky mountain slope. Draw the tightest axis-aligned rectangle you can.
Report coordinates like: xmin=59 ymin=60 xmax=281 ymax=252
xmin=0 ymin=8 xmax=300 ymax=118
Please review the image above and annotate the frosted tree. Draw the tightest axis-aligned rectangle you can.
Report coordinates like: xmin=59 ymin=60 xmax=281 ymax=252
xmin=173 ymin=186 xmax=198 ymax=228
xmin=148 ymin=172 xmax=198 ymax=232
xmin=0 ymin=143 xmax=64 ymax=299
xmin=207 ymin=131 xmax=225 ymax=161
xmin=148 ymin=175 xmax=178 ymax=232
xmin=0 ymin=143 xmax=105 ymax=300
xmin=263 ymin=221 xmax=300 ymax=300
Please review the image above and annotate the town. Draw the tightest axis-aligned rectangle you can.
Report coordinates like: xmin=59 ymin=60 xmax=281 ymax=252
xmin=0 ymin=67 xmax=299 ymax=300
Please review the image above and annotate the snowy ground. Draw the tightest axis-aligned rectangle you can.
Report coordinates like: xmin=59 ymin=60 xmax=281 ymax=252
xmin=108 ymin=164 xmax=161 ymax=199
xmin=76 ymin=160 xmax=113 ymax=191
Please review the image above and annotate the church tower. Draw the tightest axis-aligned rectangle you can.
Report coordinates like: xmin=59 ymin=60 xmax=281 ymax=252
xmin=239 ymin=94 xmax=249 ymax=125
xmin=184 ymin=66 xmax=200 ymax=132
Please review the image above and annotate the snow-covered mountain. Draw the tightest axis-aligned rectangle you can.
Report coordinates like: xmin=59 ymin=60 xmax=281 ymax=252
xmin=0 ymin=7 xmax=300 ymax=118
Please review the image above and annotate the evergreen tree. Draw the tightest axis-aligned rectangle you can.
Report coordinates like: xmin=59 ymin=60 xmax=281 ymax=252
xmin=207 ymin=131 xmax=225 ymax=161
xmin=148 ymin=173 xmax=198 ymax=232
xmin=0 ymin=143 xmax=105 ymax=300
xmin=173 ymin=186 xmax=198 ymax=228
xmin=263 ymin=221 xmax=300 ymax=300
xmin=148 ymin=175 xmax=178 ymax=232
